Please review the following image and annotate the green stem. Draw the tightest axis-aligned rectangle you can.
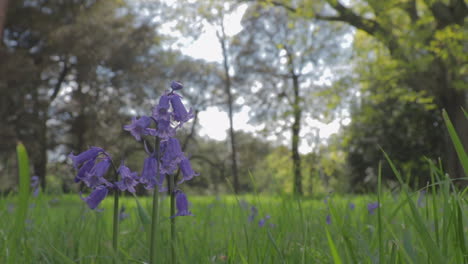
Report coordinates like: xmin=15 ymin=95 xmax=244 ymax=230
xmin=149 ymin=137 xmax=160 ymax=264
xmin=149 ymin=188 xmax=159 ymax=263
xmin=112 ymin=189 xmax=120 ymax=255
xmin=169 ymin=174 xmax=176 ymax=264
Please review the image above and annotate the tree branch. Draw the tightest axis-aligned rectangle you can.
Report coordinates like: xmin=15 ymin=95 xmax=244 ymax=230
xmin=49 ymin=60 xmax=69 ymax=103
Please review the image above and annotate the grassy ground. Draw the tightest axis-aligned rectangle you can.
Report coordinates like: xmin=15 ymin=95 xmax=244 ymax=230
xmin=0 ymin=182 xmax=466 ymax=264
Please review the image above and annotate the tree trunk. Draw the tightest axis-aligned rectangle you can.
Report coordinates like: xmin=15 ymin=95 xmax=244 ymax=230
xmin=441 ymin=86 xmax=468 ymax=182
xmin=291 ymin=74 xmax=303 ymax=195
xmin=218 ymin=22 xmax=239 ymax=193
xmin=0 ymin=0 xmax=8 ymax=44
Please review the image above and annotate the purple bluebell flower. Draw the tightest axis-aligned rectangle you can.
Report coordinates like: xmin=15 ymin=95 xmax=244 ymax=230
xmin=326 ymin=214 xmax=331 ymax=225
xmin=31 ymin=175 xmax=40 ymax=197
xmin=170 ymin=81 xmax=183 ymax=91
xmin=140 ymin=156 xmax=163 ymax=190
xmin=418 ymin=190 xmax=426 ymax=207
xmin=258 ymin=215 xmax=271 ymax=227
xmin=152 ymin=93 xmax=172 ymax=121
xmin=75 ymin=159 xmax=95 ymax=183
xmin=367 ymin=202 xmax=379 ymax=215
xmin=170 ymin=93 xmax=193 ymax=123
xmin=349 ymin=202 xmax=355 ymax=210
xmin=83 ymin=158 xmax=112 ymax=188
xmin=123 ymin=116 xmax=152 ymax=141
xmin=69 ymin=147 xmax=104 ymax=169
xmin=161 ymin=137 xmax=185 ymax=174
xmin=81 ymin=186 xmax=109 ymax=210
xmin=172 ymin=190 xmax=194 ymax=217
xmin=177 ymin=157 xmax=199 ymax=184
xmin=119 ymin=205 xmax=129 ymax=221
xmin=248 ymin=206 xmax=258 ymax=222
xmin=153 ymin=119 xmax=175 ymax=139
xmin=115 ymin=164 xmax=139 ymax=193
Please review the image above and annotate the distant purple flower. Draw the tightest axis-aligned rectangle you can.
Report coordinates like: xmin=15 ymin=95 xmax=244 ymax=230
xmin=119 ymin=205 xmax=129 ymax=221
xmin=69 ymin=147 xmax=104 ymax=169
xmin=177 ymin=157 xmax=199 ymax=184
xmin=115 ymin=164 xmax=139 ymax=193
xmin=161 ymin=137 xmax=185 ymax=174
xmin=123 ymin=116 xmax=152 ymax=141
xmin=31 ymin=175 xmax=40 ymax=197
xmin=172 ymin=190 xmax=194 ymax=218
xmin=170 ymin=93 xmax=193 ymax=123
xmin=248 ymin=206 xmax=258 ymax=222
xmin=367 ymin=202 xmax=379 ymax=215
xmin=258 ymin=215 xmax=271 ymax=227
xmin=81 ymin=186 xmax=109 ymax=210
xmin=349 ymin=203 xmax=355 ymax=210
xmin=170 ymin=81 xmax=183 ymax=91
xmin=418 ymin=190 xmax=426 ymax=207
xmin=326 ymin=214 xmax=331 ymax=225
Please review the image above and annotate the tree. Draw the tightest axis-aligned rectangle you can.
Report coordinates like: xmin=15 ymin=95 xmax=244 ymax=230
xmin=265 ymin=0 xmax=468 ymax=181
xmin=232 ymin=4 xmax=350 ymax=195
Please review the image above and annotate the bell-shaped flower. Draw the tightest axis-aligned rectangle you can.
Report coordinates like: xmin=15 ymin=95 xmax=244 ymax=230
xmin=170 ymin=81 xmax=183 ymax=91
xmin=69 ymin=146 xmax=104 ymax=169
xmin=81 ymin=186 xmax=109 ymax=210
xmin=152 ymin=94 xmax=172 ymax=122
xmin=115 ymin=164 xmax=139 ymax=193
xmin=83 ymin=158 xmax=112 ymax=189
xmin=171 ymin=190 xmax=193 ymax=218
xmin=123 ymin=116 xmax=152 ymax=141
xmin=152 ymin=119 xmax=175 ymax=140
xmin=31 ymin=176 xmax=40 ymax=197
xmin=177 ymin=157 xmax=199 ymax=184
xmin=161 ymin=137 xmax=185 ymax=174
xmin=75 ymin=159 xmax=95 ymax=183
xmin=140 ymin=156 xmax=164 ymax=190
xmin=367 ymin=202 xmax=379 ymax=215
xmin=170 ymin=94 xmax=193 ymax=123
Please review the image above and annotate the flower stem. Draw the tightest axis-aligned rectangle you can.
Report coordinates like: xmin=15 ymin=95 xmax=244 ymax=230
xmin=169 ymin=175 xmax=176 ymax=264
xmin=149 ymin=187 xmax=159 ymax=263
xmin=149 ymin=137 xmax=160 ymax=264
xmin=112 ymin=189 xmax=120 ymax=256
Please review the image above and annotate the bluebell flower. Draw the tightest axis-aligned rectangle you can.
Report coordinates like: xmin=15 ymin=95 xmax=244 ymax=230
xmin=123 ymin=116 xmax=152 ymax=141
xmin=31 ymin=175 xmax=40 ymax=197
xmin=152 ymin=93 xmax=172 ymax=122
xmin=248 ymin=206 xmax=258 ymax=222
xmin=83 ymin=158 xmax=112 ymax=188
xmin=177 ymin=157 xmax=199 ymax=184
xmin=172 ymin=190 xmax=194 ymax=217
xmin=115 ymin=164 xmax=139 ymax=193
xmin=69 ymin=147 xmax=104 ymax=169
xmin=161 ymin=137 xmax=185 ymax=174
xmin=258 ymin=215 xmax=271 ymax=227
xmin=119 ymin=205 xmax=129 ymax=221
xmin=170 ymin=93 xmax=193 ymax=123
xmin=75 ymin=159 xmax=95 ymax=182
xmin=367 ymin=202 xmax=379 ymax=215
xmin=81 ymin=186 xmax=109 ymax=210
xmin=418 ymin=190 xmax=426 ymax=207
xmin=349 ymin=202 xmax=355 ymax=210
xmin=170 ymin=81 xmax=183 ymax=91
xmin=326 ymin=214 xmax=331 ymax=225
xmin=154 ymin=119 xmax=175 ymax=139
xmin=140 ymin=156 xmax=162 ymax=190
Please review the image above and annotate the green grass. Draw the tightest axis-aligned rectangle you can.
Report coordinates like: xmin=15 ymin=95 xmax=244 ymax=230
xmin=0 ymin=182 xmax=466 ymax=263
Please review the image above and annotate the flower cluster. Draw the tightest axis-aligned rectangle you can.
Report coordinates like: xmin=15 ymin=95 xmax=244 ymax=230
xmin=69 ymin=81 xmax=198 ymax=217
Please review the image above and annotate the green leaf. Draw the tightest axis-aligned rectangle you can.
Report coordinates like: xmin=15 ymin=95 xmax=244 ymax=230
xmin=325 ymin=227 xmax=342 ymax=264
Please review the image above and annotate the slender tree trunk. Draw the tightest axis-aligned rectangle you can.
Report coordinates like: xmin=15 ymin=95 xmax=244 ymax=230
xmin=0 ymin=0 xmax=8 ymax=44
xmin=291 ymin=73 xmax=303 ymax=195
xmin=218 ymin=21 xmax=239 ymax=193
xmin=441 ymin=85 xmax=468 ymax=182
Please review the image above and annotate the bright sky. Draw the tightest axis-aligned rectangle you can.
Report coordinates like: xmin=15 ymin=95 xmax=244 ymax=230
xmin=171 ymin=4 xmax=347 ymax=154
